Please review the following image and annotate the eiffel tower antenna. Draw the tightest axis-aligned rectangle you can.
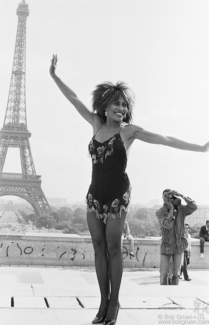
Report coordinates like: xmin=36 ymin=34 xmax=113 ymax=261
xmin=0 ymin=1 xmax=52 ymax=216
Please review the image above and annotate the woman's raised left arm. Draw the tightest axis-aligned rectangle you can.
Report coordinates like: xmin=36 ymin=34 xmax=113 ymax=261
xmin=131 ymin=125 xmax=209 ymax=153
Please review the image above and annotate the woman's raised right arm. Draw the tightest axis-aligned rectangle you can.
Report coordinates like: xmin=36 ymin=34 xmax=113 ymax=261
xmin=49 ymin=55 xmax=94 ymax=125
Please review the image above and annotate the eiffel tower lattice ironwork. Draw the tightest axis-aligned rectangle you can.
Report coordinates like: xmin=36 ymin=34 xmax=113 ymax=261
xmin=0 ymin=0 xmax=51 ymax=216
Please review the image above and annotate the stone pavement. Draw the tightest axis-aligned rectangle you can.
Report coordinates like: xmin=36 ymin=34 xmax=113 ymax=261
xmin=0 ymin=266 xmax=208 ymax=325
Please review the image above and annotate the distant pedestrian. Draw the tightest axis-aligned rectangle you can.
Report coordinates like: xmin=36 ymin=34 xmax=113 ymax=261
xmin=180 ymin=223 xmax=192 ymax=281
xmin=199 ymin=220 xmax=209 ymax=258
xmin=122 ymin=221 xmax=135 ymax=257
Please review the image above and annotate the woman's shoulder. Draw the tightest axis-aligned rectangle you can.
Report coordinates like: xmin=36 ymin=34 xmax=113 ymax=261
xmin=121 ymin=123 xmax=143 ymax=131
xmin=121 ymin=123 xmax=143 ymax=139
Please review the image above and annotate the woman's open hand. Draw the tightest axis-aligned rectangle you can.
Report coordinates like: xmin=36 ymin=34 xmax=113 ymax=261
xmin=49 ymin=54 xmax=57 ymax=77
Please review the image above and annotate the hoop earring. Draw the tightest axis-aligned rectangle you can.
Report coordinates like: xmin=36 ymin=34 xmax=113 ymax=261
xmin=105 ymin=110 xmax=108 ymax=116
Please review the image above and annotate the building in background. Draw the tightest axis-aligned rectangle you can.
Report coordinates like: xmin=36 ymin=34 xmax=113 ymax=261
xmin=47 ymin=198 xmax=67 ymax=207
xmin=186 ymin=206 xmax=209 ymax=227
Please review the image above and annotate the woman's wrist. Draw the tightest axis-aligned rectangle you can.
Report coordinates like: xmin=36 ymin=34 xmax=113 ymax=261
xmin=51 ymin=73 xmax=58 ymax=81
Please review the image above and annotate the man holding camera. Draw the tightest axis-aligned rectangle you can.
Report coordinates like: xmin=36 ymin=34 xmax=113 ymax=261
xmin=156 ymin=189 xmax=197 ymax=285
xmin=199 ymin=220 xmax=209 ymax=258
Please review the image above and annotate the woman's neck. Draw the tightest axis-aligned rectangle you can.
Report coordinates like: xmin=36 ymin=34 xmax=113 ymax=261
xmin=105 ymin=119 xmax=122 ymax=130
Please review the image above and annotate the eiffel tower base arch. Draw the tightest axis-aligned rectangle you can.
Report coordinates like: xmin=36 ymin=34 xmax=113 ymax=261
xmin=0 ymin=174 xmax=51 ymax=216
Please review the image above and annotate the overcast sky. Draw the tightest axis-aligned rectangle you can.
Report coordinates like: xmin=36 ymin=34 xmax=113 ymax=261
xmin=0 ymin=0 xmax=209 ymax=206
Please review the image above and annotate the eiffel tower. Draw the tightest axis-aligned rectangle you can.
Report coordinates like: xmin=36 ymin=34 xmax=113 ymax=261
xmin=0 ymin=0 xmax=51 ymax=216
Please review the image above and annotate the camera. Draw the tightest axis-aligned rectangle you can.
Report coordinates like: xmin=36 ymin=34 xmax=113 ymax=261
xmin=167 ymin=192 xmax=181 ymax=206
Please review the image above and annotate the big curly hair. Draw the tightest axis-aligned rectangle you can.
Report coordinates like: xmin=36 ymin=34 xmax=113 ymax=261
xmin=91 ymin=81 xmax=135 ymax=123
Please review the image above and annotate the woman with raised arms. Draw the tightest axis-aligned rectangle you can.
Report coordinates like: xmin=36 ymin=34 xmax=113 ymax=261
xmin=50 ymin=54 xmax=209 ymax=325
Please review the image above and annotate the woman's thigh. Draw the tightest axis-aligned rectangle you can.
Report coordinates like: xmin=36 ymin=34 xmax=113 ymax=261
xmin=106 ymin=211 xmax=127 ymax=249
xmin=87 ymin=211 xmax=106 ymax=249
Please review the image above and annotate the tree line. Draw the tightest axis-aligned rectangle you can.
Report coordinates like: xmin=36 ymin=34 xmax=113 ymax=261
xmin=19 ymin=206 xmax=201 ymax=238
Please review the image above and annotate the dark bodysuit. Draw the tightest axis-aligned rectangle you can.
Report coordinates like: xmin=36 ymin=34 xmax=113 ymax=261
xmin=86 ymin=127 xmax=131 ymax=223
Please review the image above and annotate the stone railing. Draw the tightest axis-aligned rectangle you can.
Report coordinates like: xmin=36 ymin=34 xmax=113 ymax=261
xmin=0 ymin=233 xmax=208 ymax=268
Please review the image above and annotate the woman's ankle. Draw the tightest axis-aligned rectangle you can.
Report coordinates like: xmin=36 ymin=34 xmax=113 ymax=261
xmin=96 ymin=299 xmax=109 ymax=317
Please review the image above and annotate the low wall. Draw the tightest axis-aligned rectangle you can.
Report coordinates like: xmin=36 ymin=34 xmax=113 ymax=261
xmin=0 ymin=233 xmax=208 ymax=268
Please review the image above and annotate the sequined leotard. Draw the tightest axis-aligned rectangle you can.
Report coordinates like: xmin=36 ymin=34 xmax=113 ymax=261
xmin=86 ymin=127 xmax=131 ymax=223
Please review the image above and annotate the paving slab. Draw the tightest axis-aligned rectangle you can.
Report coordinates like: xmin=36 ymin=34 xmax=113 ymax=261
xmin=77 ymin=297 xmax=100 ymax=308
xmin=0 ymin=297 xmax=11 ymax=308
xmin=0 ymin=274 xmax=17 ymax=284
xmin=169 ymin=297 xmax=209 ymax=309
xmin=78 ymin=296 xmax=177 ymax=309
xmin=41 ymin=270 xmax=92 ymax=286
xmin=79 ymin=272 xmax=98 ymax=285
xmin=14 ymin=297 xmax=47 ymax=308
xmin=119 ymin=296 xmax=180 ymax=309
xmin=0 ymin=309 xmax=60 ymax=325
xmin=127 ymin=309 xmax=209 ymax=325
xmin=0 ymin=267 xmax=208 ymax=325
xmin=0 ymin=284 xmax=33 ymax=297
xmin=54 ymin=309 xmax=141 ymax=325
xmin=17 ymin=271 xmax=44 ymax=284
xmin=32 ymin=284 xmax=100 ymax=297
xmin=120 ymin=284 xmax=209 ymax=297
xmin=199 ymin=298 xmax=209 ymax=305
xmin=47 ymin=297 xmax=82 ymax=309
xmin=54 ymin=309 xmax=98 ymax=325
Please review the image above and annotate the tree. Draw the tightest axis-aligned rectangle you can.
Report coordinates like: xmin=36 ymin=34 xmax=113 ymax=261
xmin=129 ymin=219 xmax=145 ymax=237
xmin=189 ymin=225 xmax=200 ymax=239
xmin=56 ymin=207 xmax=74 ymax=222
xmin=19 ymin=210 xmax=36 ymax=224
xmin=72 ymin=208 xmax=88 ymax=231
xmin=63 ymin=226 xmax=78 ymax=234
xmin=145 ymin=229 xmax=160 ymax=237
xmin=55 ymin=220 xmax=72 ymax=230
xmin=35 ymin=214 xmax=56 ymax=229
xmin=133 ymin=208 xmax=148 ymax=221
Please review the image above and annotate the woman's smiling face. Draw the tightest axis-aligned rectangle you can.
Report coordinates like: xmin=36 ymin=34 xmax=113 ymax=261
xmin=106 ymin=95 xmax=128 ymax=122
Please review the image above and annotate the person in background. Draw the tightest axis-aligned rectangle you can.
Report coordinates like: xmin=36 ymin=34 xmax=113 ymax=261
xmin=156 ymin=190 xmax=197 ymax=285
xmin=180 ymin=223 xmax=192 ymax=281
xmin=121 ymin=221 xmax=135 ymax=257
xmin=199 ymin=220 xmax=209 ymax=258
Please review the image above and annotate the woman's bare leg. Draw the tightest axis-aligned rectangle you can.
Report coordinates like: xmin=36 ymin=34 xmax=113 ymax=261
xmin=105 ymin=210 xmax=126 ymax=320
xmin=87 ymin=211 xmax=110 ymax=317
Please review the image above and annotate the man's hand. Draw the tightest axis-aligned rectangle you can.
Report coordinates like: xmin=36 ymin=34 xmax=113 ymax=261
xmin=165 ymin=200 xmax=174 ymax=210
xmin=171 ymin=190 xmax=184 ymax=198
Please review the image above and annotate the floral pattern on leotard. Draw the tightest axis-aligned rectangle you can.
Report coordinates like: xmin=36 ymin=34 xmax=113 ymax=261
xmin=87 ymin=188 xmax=131 ymax=223
xmin=87 ymin=133 xmax=131 ymax=223
xmin=89 ymin=136 xmax=116 ymax=164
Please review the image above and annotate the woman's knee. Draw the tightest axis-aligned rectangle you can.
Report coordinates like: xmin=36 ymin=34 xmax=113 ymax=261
xmin=107 ymin=240 xmax=122 ymax=256
xmin=92 ymin=239 xmax=107 ymax=256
